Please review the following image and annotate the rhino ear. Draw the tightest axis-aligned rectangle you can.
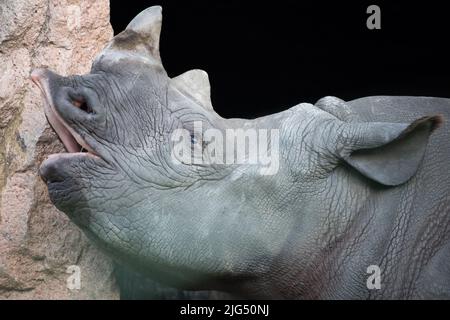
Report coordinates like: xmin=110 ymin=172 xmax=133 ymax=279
xmin=340 ymin=116 xmax=442 ymax=186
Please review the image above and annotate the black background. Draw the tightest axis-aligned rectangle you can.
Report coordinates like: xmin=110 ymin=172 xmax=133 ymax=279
xmin=2 ymin=299 xmax=445 ymax=318
xmin=110 ymin=0 xmax=450 ymax=119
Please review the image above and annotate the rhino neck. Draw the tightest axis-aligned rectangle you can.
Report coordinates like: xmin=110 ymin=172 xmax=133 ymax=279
xmin=263 ymin=165 xmax=404 ymax=299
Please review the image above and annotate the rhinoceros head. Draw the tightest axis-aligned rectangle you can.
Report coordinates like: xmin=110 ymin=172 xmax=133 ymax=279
xmin=32 ymin=7 xmax=221 ymax=222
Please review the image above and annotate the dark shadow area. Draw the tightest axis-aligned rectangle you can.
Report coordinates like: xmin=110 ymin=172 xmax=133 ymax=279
xmin=114 ymin=263 xmax=231 ymax=300
xmin=110 ymin=1 xmax=450 ymax=119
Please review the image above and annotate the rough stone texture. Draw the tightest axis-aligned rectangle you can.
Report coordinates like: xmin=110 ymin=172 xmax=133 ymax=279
xmin=0 ymin=0 xmax=118 ymax=299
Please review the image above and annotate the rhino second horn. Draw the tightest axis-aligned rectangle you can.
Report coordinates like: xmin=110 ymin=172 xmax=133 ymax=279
xmin=172 ymin=70 xmax=214 ymax=112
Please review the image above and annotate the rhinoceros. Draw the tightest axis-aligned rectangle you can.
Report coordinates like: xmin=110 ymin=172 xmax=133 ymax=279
xmin=31 ymin=6 xmax=449 ymax=299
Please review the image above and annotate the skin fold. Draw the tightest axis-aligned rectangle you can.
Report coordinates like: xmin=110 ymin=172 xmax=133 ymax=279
xmin=32 ymin=7 xmax=450 ymax=299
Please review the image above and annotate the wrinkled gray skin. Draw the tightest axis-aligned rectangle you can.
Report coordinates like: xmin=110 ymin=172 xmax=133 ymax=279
xmin=32 ymin=7 xmax=450 ymax=299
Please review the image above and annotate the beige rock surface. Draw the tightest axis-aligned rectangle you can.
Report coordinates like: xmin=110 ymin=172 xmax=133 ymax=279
xmin=0 ymin=0 xmax=119 ymax=299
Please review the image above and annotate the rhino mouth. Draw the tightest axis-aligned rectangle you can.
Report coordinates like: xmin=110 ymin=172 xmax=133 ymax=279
xmin=31 ymin=69 xmax=100 ymax=180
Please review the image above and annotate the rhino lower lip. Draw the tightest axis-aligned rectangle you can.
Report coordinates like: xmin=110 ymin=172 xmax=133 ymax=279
xmin=31 ymin=69 xmax=99 ymax=159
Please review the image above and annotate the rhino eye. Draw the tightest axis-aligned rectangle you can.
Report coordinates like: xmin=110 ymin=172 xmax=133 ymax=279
xmin=190 ymin=133 xmax=209 ymax=152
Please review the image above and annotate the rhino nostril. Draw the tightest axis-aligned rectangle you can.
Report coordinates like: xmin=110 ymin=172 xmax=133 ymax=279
xmin=72 ymin=98 xmax=93 ymax=114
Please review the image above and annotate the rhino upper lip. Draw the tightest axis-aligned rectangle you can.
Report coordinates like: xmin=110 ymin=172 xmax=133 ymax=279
xmin=31 ymin=69 xmax=99 ymax=159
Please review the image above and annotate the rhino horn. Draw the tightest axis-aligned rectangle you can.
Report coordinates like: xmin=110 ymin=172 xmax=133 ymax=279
xmin=172 ymin=70 xmax=214 ymax=112
xmin=125 ymin=6 xmax=162 ymax=59
xmin=94 ymin=6 xmax=164 ymax=67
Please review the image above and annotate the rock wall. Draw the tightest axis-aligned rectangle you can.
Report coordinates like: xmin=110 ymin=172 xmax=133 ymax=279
xmin=0 ymin=0 xmax=118 ymax=299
